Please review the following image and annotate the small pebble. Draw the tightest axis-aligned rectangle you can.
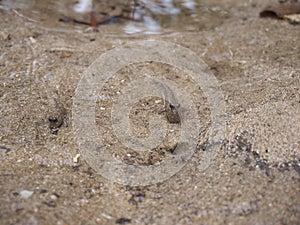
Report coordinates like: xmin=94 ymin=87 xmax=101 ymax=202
xmin=29 ymin=36 xmax=36 ymax=44
xmin=43 ymin=201 xmax=56 ymax=207
xmin=50 ymin=194 xmax=59 ymax=200
xmin=116 ymin=218 xmax=131 ymax=224
xmin=101 ymin=213 xmax=113 ymax=220
xmin=73 ymin=154 xmax=80 ymax=163
xmin=20 ymin=190 xmax=33 ymax=199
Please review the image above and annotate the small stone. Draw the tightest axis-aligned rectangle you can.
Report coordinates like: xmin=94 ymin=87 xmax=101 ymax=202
xmin=20 ymin=190 xmax=33 ymax=199
xmin=29 ymin=36 xmax=36 ymax=44
xmin=43 ymin=201 xmax=56 ymax=207
xmin=116 ymin=218 xmax=131 ymax=224
xmin=50 ymin=194 xmax=59 ymax=200
xmin=73 ymin=154 xmax=80 ymax=163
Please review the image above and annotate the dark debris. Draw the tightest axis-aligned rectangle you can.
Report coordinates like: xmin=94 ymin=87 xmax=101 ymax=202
xmin=223 ymin=131 xmax=300 ymax=178
xmin=43 ymin=201 xmax=56 ymax=207
xmin=116 ymin=218 xmax=131 ymax=224
xmin=0 ymin=145 xmax=11 ymax=153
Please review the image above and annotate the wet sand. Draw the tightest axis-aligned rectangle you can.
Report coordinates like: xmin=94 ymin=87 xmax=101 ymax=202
xmin=0 ymin=0 xmax=299 ymax=224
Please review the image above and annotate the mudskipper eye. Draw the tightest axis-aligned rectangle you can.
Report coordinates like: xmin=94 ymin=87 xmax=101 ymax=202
xmin=48 ymin=117 xmax=58 ymax=123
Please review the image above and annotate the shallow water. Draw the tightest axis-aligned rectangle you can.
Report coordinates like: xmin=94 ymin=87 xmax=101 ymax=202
xmin=0 ymin=0 xmax=229 ymax=34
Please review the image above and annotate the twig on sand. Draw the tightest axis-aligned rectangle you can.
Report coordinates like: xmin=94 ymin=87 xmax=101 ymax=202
xmin=12 ymin=9 xmax=39 ymax=23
